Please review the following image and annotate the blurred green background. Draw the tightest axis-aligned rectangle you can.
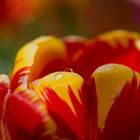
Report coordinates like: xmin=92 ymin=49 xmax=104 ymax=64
xmin=0 ymin=0 xmax=140 ymax=74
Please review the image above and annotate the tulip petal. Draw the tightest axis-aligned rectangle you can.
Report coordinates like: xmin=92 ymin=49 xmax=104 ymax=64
xmin=0 ymin=74 xmax=10 ymax=140
xmin=72 ymin=30 xmax=140 ymax=80
xmin=91 ymin=64 xmax=140 ymax=140
xmin=0 ymin=74 xmax=10 ymax=116
xmin=11 ymin=36 xmax=67 ymax=91
xmin=102 ymin=72 xmax=140 ymax=140
xmin=29 ymin=72 xmax=89 ymax=140
xmin=3 ymin=87 xmax=59 ymax=140
xmin=62 ymin=35 xmax=87 ymax=59
xmin=97 ymin=30 xmax=140 ymax=48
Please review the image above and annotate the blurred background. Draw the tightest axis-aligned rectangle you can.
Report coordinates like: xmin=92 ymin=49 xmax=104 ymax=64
xmin=0 ymin=0 xmax=140 ymax=74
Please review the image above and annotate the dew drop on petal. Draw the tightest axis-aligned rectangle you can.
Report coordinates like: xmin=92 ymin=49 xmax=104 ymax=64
xmin=55 ymin=73 xmax=64 ymax=80
xmin=64 ymin=68 xmax=73 ymax=72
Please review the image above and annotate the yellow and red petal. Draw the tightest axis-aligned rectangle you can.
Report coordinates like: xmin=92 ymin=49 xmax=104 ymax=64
xmin=11 ymin=36 xmax=67 ymax=91
xmin=72 ymin=30 xmax=140 ymax=80
xmin=0 ymin=74 xmax=10 ymax=119
xmin=91 ymin=64 xmax=140 ymax=140
xmin=29 ymin=71 xmax=89 ymax=140
xmin=102 ymin=71 xmax=140 ymax=140
xmin=0 ymin=74 xmax=10 ymax=139
xmin=2 ymin=87 xmax=59 ymax=140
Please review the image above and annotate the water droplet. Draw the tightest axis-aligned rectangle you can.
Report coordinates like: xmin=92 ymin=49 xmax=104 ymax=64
xmin=55 ymin=73 xmax=64 ymax=80
xmin=64 ymin=68 xmax=73 ymax=72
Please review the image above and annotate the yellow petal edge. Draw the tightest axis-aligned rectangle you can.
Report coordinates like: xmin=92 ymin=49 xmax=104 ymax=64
xmin=29 ymin=71 xmax=84 ymax=116
xmin=11 ymin=36 xmax=67 ymax=85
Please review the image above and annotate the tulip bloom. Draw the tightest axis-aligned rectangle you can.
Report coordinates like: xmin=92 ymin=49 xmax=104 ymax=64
xmin=1 ymin=30 xmax=140 ymax=140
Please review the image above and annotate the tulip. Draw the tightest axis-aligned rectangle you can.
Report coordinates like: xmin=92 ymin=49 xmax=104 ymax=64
xmin=0 ymin=30 xmax=140 ymax=140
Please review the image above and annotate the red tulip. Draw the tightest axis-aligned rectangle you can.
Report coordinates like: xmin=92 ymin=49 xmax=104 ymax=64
xmin=1 ymin=30 xmax=140 ymax=140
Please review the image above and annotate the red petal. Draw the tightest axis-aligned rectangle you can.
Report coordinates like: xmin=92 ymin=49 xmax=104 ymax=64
xmin=91 ymin=64 xmax=140 ymax=140
xmin=72 ymin=30 xmax=140 ymax=80
xmin=102 ymin=73 xmax=140 ymax=140
xmin=3 ymin=88 xmax=56 ymax=140
xmin=0 ymin=74 xmax=10 ymax=139
xmin=62 ymin=35 xmax=87 ymax=59
xmin=29 ymin=72 xmax=89 ymax=139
